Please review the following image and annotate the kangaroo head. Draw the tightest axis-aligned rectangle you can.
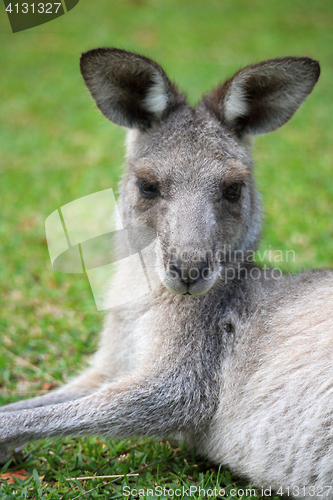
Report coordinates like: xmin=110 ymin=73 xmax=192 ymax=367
xmin=80 ymin=48 xmax=320 ymax=296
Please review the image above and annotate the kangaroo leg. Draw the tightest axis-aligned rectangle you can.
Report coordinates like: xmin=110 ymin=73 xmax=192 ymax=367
xmin=0 ymin=369 xmax=104 ymax=413
xmin=0 ymin=362 xmax=219 ymax=465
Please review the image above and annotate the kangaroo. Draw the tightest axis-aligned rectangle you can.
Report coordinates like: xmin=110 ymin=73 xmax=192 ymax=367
xmin=1 ymin=48 xmax=332 ymax=497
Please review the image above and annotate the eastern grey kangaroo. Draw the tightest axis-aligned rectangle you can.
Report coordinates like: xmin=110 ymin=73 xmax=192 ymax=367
xmin=1 ymin=48 xmax=333 ymax=498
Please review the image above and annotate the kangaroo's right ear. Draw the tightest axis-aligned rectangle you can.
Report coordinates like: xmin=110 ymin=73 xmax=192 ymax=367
xmin=201 ymin=57 xmax=320 ymax=137
xmin=80 ymin=48 xmax=185 ymax=130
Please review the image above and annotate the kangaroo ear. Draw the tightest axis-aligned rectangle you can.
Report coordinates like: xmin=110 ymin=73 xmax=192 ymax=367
xmin=202 ymin=57 xmax=320 ymax=137
xmin=80 ymin=48 xmax=185 ymax=129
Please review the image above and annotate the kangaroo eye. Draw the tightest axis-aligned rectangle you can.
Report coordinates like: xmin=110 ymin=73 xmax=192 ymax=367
xmin=222 ymin=182 xmax=243 ymax=202
xmin=138 ymin=181 xmax=160 ymax=198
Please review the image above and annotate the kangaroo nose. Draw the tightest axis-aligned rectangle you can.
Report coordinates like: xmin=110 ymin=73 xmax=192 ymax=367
xmin=169 ymin=260 xmax=210 ymax=285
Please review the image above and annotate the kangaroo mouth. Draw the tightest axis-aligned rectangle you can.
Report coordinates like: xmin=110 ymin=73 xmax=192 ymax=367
xmin=161 ymin=265 xmax=218 ymax=296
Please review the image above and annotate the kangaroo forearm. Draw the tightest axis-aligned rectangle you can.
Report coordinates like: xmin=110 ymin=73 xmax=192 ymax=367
xmin=0 ymin=369 xmax=105 ymax=413
xmin=0 ymin=391 xmax=84 ymax=413
xmin=0 ymin=376 xmax=218 ymax=444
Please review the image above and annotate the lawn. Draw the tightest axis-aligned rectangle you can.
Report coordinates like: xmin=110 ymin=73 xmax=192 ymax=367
xmin=0 ymin=0 xmax=333 ymax=498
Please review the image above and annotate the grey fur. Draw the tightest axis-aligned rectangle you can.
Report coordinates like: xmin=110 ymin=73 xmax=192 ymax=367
xmin=1 ymin=49 xmax=332 ymax=498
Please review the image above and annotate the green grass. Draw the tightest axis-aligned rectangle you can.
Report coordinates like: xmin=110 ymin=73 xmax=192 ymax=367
xmin=0 ymin=0 xmax=333 ymax=497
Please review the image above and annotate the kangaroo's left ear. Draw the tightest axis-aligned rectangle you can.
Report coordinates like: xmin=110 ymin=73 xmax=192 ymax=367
xmin=201 ymin=57 xmax=320 ymax=137
xmin=80 ymin=48 xmax=185 ymax=130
